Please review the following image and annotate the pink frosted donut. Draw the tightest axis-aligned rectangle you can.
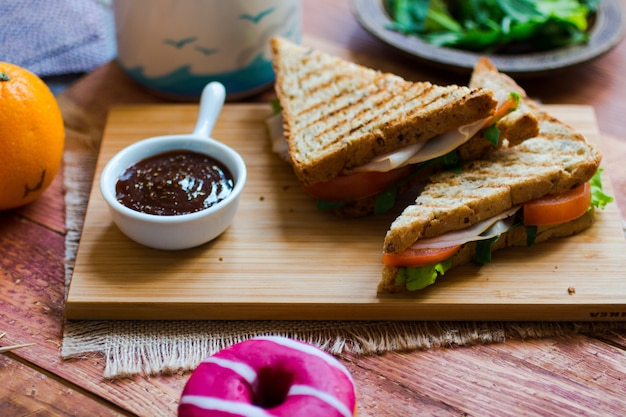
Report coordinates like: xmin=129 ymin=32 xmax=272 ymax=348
xmin=178 ymin=336 xmax=356 ymax=417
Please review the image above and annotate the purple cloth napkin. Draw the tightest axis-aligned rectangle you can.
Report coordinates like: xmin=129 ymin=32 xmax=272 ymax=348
xmin=0 ymin=0 xmax=116 ymax=76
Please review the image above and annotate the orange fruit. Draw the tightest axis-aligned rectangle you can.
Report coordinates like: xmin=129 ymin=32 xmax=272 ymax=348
xmin=0 ymin=62 xmax=65 ymax=210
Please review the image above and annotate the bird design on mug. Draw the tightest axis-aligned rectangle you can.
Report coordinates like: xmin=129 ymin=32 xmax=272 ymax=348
xmin=162 ymin=6 xmax=283 ymax=58
xmin=195 ymin=47 xmax=218 ymax=56
xmin=239 ymin=7 xmax=275 ymax=24
xmin=164 ymin=36 xmax=197 ymax=49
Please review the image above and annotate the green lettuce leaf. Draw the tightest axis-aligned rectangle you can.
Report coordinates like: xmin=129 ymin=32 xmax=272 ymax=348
xmin=590 ymin=168 xmax=614 ymax=210
xmin=269 ymin=98 xmax=282 ymax=115
xmin=474 ymin=235 xmax=500 ymax=264
xmin=483 ymin=124 xmax=501 ymax=147
xmin=526 ymin=225 xmax=538 ymax=247
xmin=396 ymin=258 xmax=453 ymax=291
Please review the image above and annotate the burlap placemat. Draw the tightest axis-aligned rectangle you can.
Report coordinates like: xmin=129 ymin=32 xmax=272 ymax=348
xmin=60 ymin=134 xmax=626 ymax=379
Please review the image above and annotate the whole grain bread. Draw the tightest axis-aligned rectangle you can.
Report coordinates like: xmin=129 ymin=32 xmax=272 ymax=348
xmin=457 ymin=57 xmax=540 ymax=161
xmin=469 ymin=57 xmax=540 ymax=145
xmin=383 ymin=106 xmax=602 ymax=255
xmin=327 ymin=56 xmax=542 ymax=218
xmin=270 ymin=37 xmax=497 ymax=186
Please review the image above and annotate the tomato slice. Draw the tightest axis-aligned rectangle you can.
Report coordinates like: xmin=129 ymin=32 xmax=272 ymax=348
xmin=480 ymin=92 xmax=518 ymax=129
xmin=302 ymin=166 xmax=413 ymax=201
xmin=523 ymin=182 xmax=591 ymax=226
xmin=382 ymin=245 xmax=462 ymax=267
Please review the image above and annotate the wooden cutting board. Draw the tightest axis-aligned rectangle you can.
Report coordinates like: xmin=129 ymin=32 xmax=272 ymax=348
xmin=66 ymin=104 xmax=626 ymax=321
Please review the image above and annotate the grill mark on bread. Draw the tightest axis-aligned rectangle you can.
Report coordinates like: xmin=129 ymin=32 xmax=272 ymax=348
xmin=295 ymin=82 xmax=462 ymax=149
xmin=292 ymin=74 xmax=370 ymax=123
xmin=294 ymin=76 xmax=384 ymax=132
xmin=299 ymin=78 xmax=419 ymax=142
xmin=291 ymin=79 xmax=398 ymax=149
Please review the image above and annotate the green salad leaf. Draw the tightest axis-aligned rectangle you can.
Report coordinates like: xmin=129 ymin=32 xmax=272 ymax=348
xmin=474 ymin=235 xmax=499 ymax=264
xmin=395 ymin=257 xmax=453 ymax=290
xmin=526 ymin=225 xmax=538 ymax=247
xmin=590 ymin=168 xmax=614 ymax=210
xmin=385 ymin=0 xmax=598 ymax=53
xmin=270 ymin=98 xmax=282 ymax=115
xmin=483 ymin=124 xmax=501 ymax=147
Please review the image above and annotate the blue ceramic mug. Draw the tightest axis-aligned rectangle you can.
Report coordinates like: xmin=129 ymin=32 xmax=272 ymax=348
xmin=113 ymin=0 xmax=301 ymax=100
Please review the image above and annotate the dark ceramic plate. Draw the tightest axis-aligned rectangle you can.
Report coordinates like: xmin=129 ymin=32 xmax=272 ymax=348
xmin=353 ymin=0 xmax=625 ymax=77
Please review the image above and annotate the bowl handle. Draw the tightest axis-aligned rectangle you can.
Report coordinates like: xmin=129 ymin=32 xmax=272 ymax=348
xmin=192 ymin=82 xmax=226 ymax=138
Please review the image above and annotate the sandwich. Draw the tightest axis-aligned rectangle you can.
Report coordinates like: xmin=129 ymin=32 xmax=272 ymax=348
xmin=269 ymin=37 xmax=537 ymax=217
xmin=378 ymin=63 xmax=612 ymax=293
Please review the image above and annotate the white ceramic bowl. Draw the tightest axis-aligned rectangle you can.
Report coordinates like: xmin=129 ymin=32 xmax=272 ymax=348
xmin=100 ymin=82 xmax=247 ymax=250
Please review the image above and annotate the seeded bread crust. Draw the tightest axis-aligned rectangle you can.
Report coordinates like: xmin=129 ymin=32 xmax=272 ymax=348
xmin=382 ymin=107 xmax=602 ymax=255
xmin=378 ymin=209 xmax=595 ymax=293
xmin=270 ymin=37 xmax=497 ymax=186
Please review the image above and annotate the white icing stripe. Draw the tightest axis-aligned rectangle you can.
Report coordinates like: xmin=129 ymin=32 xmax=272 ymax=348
xmin=288 ymin=385 xmax=353 ymax=417
xmin=254 ymin=336 xmax=354 ymax=384
xmin=180 ymin=395 xmax=271 ymax=417
xmin=203 ymin=356 xmax=258 ymax=385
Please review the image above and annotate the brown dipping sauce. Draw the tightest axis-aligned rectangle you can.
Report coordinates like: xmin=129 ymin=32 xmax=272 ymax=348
xmin=116 ymin=150 xmax=234 ymax=216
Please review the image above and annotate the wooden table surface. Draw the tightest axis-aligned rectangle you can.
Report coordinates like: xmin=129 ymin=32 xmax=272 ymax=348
xmin=2 ymin=1 xmax=626 ymax=415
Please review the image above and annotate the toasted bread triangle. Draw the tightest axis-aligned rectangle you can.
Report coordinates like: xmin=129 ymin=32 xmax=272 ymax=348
xmin=296 ymin=55 xmax=540 ymax=218
xmin=270 ymin=37 xmax=497 ymax=186
xmin=383 ymin=82 xmax=602 ymax=257
xmin=383 ymin=116 xmax=601 ymax=255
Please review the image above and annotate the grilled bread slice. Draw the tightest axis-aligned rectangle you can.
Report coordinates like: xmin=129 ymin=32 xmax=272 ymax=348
xmin=469 ymin=57 xmax=539 ymax=145
xmin=457 ymin=57 xmax=540 ymax=161
xmin=270 ymin=37 xmax=497 ymax=187
xmin=379 ymin=102 xmax=602 ymax=292
xmin=383 ymin=115 xmax=601 ymax=253
xmin=319 ymin=56 xmax=542 ymax=218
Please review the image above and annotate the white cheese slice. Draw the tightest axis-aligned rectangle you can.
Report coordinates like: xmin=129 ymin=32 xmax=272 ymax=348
xmin=266 ymin=112 xmax=290 ymax=162
xmin=401 ymin=118 xmax=486 ymax=166
xmin=347 ymin=142 xmax=426 ymax=173
xmin=344 ymin=118 xmax=487 ymax=173
xmin=409 ymin=206 xmax=520 ymax=250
